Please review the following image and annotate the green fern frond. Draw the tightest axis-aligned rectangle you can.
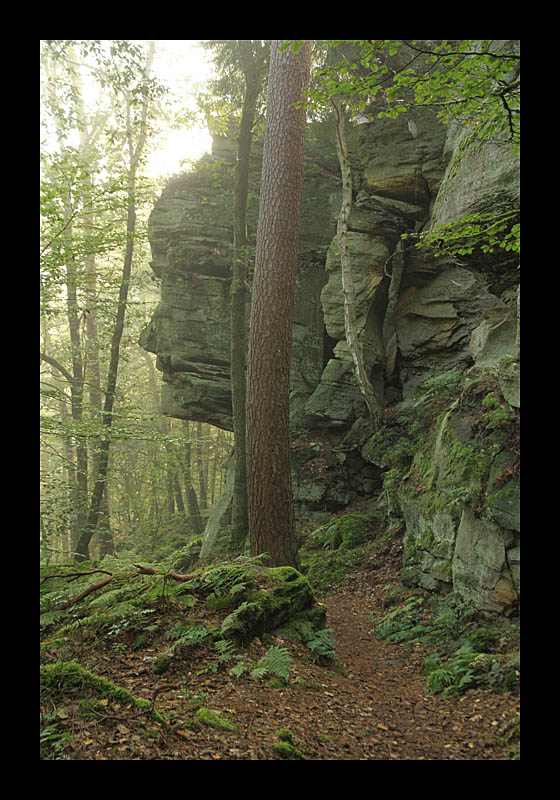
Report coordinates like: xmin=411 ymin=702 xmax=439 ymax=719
xmin=254 ymin=645 xmax=293 ymax=681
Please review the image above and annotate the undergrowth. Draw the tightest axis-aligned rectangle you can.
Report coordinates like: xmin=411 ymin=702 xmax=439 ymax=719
xmin=373 ymin=592 xmax=519 ymax=698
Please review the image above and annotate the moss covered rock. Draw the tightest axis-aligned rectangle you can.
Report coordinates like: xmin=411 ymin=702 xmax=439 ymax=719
xmin=398 ymin=378 xmax=519 ymax=615
xmin=220 ymin=567 xmax=315 ymax=645
xmin=272 ymin=728 xmax=305 ymax=759
xmin=321 ymin=511 xmax=379 ymax=550
xmin=40 ymin=661 xmax=165 ymax=722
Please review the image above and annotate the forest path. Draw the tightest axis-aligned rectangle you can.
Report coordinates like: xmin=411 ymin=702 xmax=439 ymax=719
xmin=319 ymin=590 xmax=497 ymax=759
xmin=145 ymin=581 xmax=517 ymax=760
xmin=141 ymin=535 xmax=517 ymax=760
xmin=49 ymin=537 xmax=518 ymax=760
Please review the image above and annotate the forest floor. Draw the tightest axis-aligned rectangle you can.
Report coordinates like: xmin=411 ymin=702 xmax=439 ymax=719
xmin=40 ymin=534 xmax=520 ymax=761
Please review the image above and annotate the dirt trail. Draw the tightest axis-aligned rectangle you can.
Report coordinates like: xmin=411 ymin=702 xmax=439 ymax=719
xmin=320 ymin=591 xmax=509 ymax=760
xmin=133 ymin=585 xmax=517 ymax=761
xmin=43 ymin=540 xmax=519 ymax=760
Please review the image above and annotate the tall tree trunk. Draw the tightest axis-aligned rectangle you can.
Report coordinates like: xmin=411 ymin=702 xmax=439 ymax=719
xmin=332 ymin=96 xmax=382 ymax=429
xmin=182 ymin=421 xmax=204 ymax=536
xmin=63 ymin=192 xmax=89 ymax=552
xmin=246 ymin=39 xmax=312 ymax=569
xmin=230 ymin=41 xmax=261 ymax=550
xmin=75 ymin=42 xmax=155 ymax=562
xmin=82 ymin=152 xmax=115 ymax=558
xmin=195 ymin=422 xmax=208 ymax=512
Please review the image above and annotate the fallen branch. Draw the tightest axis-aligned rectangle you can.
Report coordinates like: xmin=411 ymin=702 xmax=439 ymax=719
xmin=133 ymin=565 xmax=200 ymax=583
xmin=58 ymin=575 xmax=116 ymax=609
xmin=41 ymin=568 xmax=114 ymax=585
xmin=53 ymin=565 xmax=202 ymax=610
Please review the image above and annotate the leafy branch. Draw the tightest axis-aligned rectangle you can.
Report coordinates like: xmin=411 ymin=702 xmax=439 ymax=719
xmin=404 ymin=207 xmax=520 ymax=261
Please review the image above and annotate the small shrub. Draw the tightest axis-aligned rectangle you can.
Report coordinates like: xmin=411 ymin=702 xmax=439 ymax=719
xmin=375 ymin=592 xmax=519 ymax=697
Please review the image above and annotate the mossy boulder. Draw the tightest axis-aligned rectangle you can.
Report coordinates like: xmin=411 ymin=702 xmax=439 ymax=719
xmin=272 ymin=727 xmax=305 ymax=759
xmin=220 ymin=566 xmax=315 ymax=645
xmin=40 ymin=661 xmax=165 ymax=723
xmin=321 ymin=511 xmax=380 ymax=550
xmin=398 ymin=378 xmax=519 ymax=615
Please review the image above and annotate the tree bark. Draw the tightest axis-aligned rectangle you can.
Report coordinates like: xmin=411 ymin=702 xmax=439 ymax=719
xmin=246 ymin=40 xmax=312 ymax=569
xmin=75 ymin=42 xmax=155 ymax=562
xmin=230 ymin=41 xmax=262 ymax=550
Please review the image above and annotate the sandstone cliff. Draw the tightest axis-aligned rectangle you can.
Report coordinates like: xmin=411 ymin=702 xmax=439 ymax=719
xmin=140 ymin=63 xmax=519 ymax=616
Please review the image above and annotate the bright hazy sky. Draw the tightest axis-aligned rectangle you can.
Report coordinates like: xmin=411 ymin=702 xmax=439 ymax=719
xmin=41 ymin=40 xmax=216 ymax=180
xmin=146 ymin=40 xmax=215 ymax=179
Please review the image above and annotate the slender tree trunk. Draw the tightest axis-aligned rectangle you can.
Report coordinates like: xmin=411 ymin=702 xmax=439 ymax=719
xmin=82 ymin=157 xmax=115 ymax=558
xmin=230 ymin=41 xmax=261 ymax=550
xmin=75 ymin=42 xmax=155 ymax=562
xmin=246 ymin=39 xmax=312 ymax=569
xmin=195 ymin=422 xmax=208 ymax=512
xmin=182 ymin=421 xmax=204 ymax=536
xmin=332 ymin=96 xmax=382 ymax=429
xmin=63 ymin=199 xmax=89 ymax=551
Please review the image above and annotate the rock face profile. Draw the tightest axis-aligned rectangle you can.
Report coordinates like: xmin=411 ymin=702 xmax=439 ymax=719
xmin=140 ymin=43 xmax=519 ymax=616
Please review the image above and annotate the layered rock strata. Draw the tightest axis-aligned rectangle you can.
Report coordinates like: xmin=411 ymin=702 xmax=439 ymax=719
xmin=141 ymin=64 xmax=520 ymax=615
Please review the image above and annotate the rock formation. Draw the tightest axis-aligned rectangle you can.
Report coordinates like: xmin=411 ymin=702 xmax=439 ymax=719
xmin=140 ymin=48 xmax=520 ymax=616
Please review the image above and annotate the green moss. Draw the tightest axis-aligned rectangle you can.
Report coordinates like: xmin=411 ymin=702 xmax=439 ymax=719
xmin=205 ymin=592 xmax=240 ymax=612
xmin=151 ymin=655 xmax=172 ymax=675
xmin=40 ymin=661 xmax=165 ymax=722
xmin=220 ymin=601 xmax=265 ymax=643
xmin=193 ymin=707 xmax=235 ymax=731
xmin=272 ymin=727 xmax=305 ymax=759
xmin=302 ymin=542 xmax=370 ymax=595
xmin=272 ymin=737 xmax=305 ymax=759
xmin=319 ymin=512 xmax=380 ymax=551
xmin=276 ymin=727 xmax=296 ymax=744
xmin=220 ymin=567 xmax=315 ymax=645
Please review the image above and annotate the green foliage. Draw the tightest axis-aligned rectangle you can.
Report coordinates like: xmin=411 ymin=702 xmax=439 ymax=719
xmin=291 ymin=39 xmax=520 ymax=149
xmin=411 ymin=369 xmax=465 ymax=412
xmin=304 ymin=627 xmax=342 ymax=669
xmin=199 ymin=639 xmax=239 ymax=675
xmin=375 ymin=596 xmax=427 ymax=643
xmin=40 ymin=712 xmax=73 ymax=760
xmin=253 ymin=645 xmax=293 ymax=681
xmin=405 ymin=207 xmax=520 ymax=264
xmin=363 ymin=368 xmax=466 ymax=512
xmin=164 ymin=622 xmax=214 ymax=657
xmin=301 ymin=543 xmax=368 ymax=595
xmin=229 ymin=644 xmax=293 ymax=683
xmin=375 ymin=592 xmax=519 ymax=697
xmin=289 ymin=39 xmax=520 ymax=271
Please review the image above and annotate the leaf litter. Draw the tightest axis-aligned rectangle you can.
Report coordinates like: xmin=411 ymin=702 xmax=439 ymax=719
xmin=40 ymin=535 xmax=519 ymax=760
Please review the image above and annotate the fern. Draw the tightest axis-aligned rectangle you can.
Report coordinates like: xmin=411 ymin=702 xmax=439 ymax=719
xmin=305 ymin=628 xmax=341 ymax=668
xmin=199 ymin=639 xmax=239 ymax=675
xmin=40 ymin=610 xmax=68 ymax=628
xmin=229 ymin=660 xmax=249 ymax=679
xmin=165 ymin=623 xmax=213 ymax=657
xmin=375 ymin=596 xmax=426 ymax=644
xmin=252 ymin=645 xmax=293 ymax=681
xmin=229 ymin=644 xmax=293 ymax=682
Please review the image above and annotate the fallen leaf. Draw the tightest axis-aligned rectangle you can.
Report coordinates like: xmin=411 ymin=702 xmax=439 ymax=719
xmin=377 ymin=723 xmax=389 ymax=731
